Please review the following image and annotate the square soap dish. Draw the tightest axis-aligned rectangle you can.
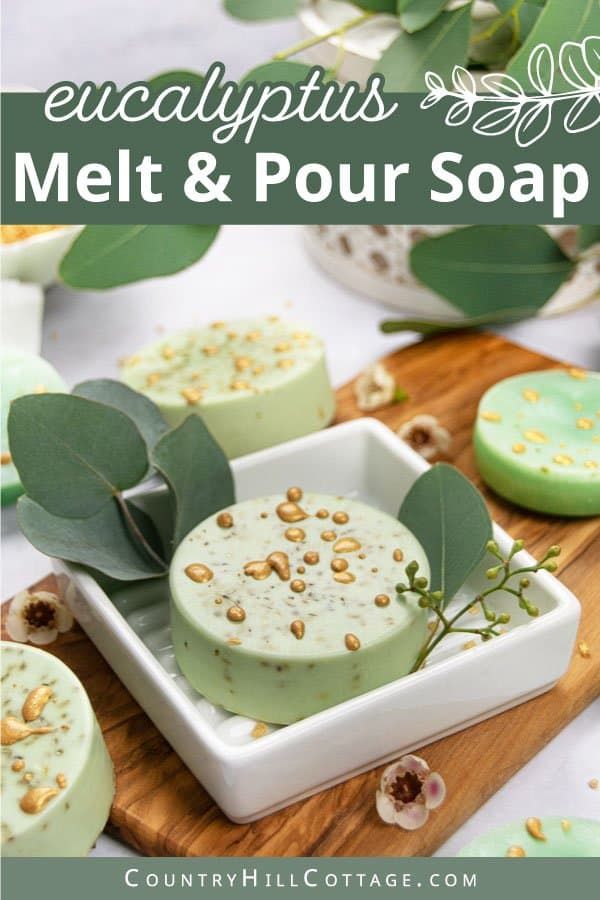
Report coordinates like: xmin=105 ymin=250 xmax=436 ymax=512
xmin=54 ymin=419 xmax=580 ymax=822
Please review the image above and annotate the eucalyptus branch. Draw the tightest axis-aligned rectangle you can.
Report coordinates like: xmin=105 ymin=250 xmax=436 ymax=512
xmin=273 ymin=11 xmax=373 ymax=62
xmin=400 ymin=540 xmax=561 ymax=673
xmin=115 ymin=493 xmax=168 ymax=571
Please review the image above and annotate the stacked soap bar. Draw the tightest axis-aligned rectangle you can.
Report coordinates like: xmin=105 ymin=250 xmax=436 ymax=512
xmin=120 ymin=317 xmax=335 ymax=458
xmin=170 ymin=488 xmax=428 ymax=724
xmin=458 ymin=816 xmax=600 ymax=857
xmin=1 ymin=642 xmax=115 ymax=856
xmin=1 ymin=350 xmax=66 ymax=506
xmin=474 ymin=369 xmax=600 ymax=516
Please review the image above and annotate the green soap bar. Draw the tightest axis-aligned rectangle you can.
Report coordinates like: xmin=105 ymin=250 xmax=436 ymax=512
xmin=458 ymin=816 xmax=600 ymax=857
xmin=120 ymin=317 xmax=335 ymax=458
xmin=474 ymin=369 xmax=600 ymax=517
xmin=1 ymin=350 xmax=66 ymax=506
xmin=1 ymin=642 xmax=115 ymax=857
xmin=170 ymin=491 xmax=428 ymax=724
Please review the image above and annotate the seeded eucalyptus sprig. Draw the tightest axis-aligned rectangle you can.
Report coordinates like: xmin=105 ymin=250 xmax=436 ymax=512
xmin=399 ymin=539 xmax=562 ymax=673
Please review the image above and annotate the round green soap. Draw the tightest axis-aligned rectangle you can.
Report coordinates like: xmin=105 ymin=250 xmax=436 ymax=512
xmin=458 ymin=816 xmax=600 ymax=857
xmin=170 ymin=490 xmax=428 ymax=724
xmin=474 ymin=369 xmax=600 ymax=517
xmin=120 ymin=316 xmax=335 ymax=458
xmin=1 ymin=350 xmax=66 ymax=506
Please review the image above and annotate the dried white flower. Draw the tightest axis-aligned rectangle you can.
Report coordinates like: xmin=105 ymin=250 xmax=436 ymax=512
xmin=354 ymin=363 xmax=396 ymax=412
xmin=6 ymin=590 xmax=73 ymax=646
xmin=376 ymin=754 xmax=446 ymax=831
xmin=397 ymin=414 xmax=451 ymax=460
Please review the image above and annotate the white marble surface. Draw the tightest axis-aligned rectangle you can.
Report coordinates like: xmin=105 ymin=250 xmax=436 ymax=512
xmin=2 ymin=0 xmax=599 ymax=859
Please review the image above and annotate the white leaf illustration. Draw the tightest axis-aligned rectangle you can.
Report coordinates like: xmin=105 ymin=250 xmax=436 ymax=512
xmin=514 ymin=101 xmax=552 ymax=148
xmin=425 ymin=71 xmax=445 ymax=93
xmin=480 ymin=72 xmax=524 ymax=98
xmin=421 ymin=92 xmax=442 ymax=109
xmin=452 ymin=66 xmax=476 ymax=96
xmin=528 ymin=43 xmax=554 ymax=96
xmin=473 ymin=104 xmax=521 ymax=136
xmin=445 ymin=99 xmax=473 ymax=126
xmin=559 ymin=41 xmax=596 ymax=89
xmin=582 ymin=35 xmax=600 ymax=80
xmin=564 ymin=93 xmax=600 ymax=133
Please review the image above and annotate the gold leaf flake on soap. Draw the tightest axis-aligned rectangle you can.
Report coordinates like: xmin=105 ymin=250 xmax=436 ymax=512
xmin=276 ymin=501 xmax=308 ymax=523
xmin=331 ymin=558 xmax=349 ymax=573
xmin=203 ymin=345 xmax=219 ymax=356
xmin=290 ymin=579 xmax=306 ymax=593
xmin=561 ymin=819 xmax=571 ymax=832
xmin=506 ymin=846 xmax=526 ymax=857
xmin=321 ymin=530 xmax=337 ymax=542
xmin=1 ymin=452 xmax=12 ymax=466
xmin=161 ymin=345 xmax=175 ymax=360
xmin=245 ymin=330 xmax=261 ymax=342
xmin=184 ymin=564 xmax=213 ymax=583
xmin=334 ymin=571 xmax=356 ymax=585
xmin=481 ymin=411 xmax=502 ymax=422
xmin=333 ymin=537 xmax=362 ymax=554
xmin=525 ymin=817 xmax=546 ymax=841
xmin=578 ymin=641 xmax=591 ymax=658
xmin=20 ymin=787 xmax=59 ymax=814
xmin=568 ymin=368 xmax=587 ymax=380
xmin=332 ymin=511 xmax=349 ymax=525
xmin=588 ymin=778 xmax=599 ymax=790
xmin=524 ymin=429 xmax=549 ymax=444
xmin=522 ymin=389 xmax=540 ymax=403
xmin=462 ymin=640 xmax=477 ymax=651
xmin=211 ymin=321 xmax=225 ymax=329
xmin=576 ymin=418 xmax=594 ymax=430
xmin=512 ymin=443 xmax=526 ymax=454
xmin=146 ymin=372 xmax=161 ymax=387
xmin=1 ymin=717 xmax=55 ymax=746
xmin=227 ymin=606 xmax=246 ymax=623
xmin=56 ymin=773 xmax=67 ymax=789
xmin=584 ymin=461 xmax=598 ymax=469
xmin=267 ymin=552 xmax=291 ymax=581
xmin=274 ymin=341 xmax=291 ymax=352
xmin=303 ymin=551 xmax=319 ymax=565
xmin=121 ymin=354 xmax=142 ymax=367
xmin=11 ymin=759 xmax=25 ymax=772
xmin=22 ymin=686 xmax=53 ymax=722
xmin=344 ymin=633 xmax=361 ymax=651
xmin=316 ymin=508 xmax=329 ymax=519
xmin=33 ymin=384 xmax=47 ymax=394
xmin=216 ymin=512 xmax=234 ymax=529
xmin=230 ymin=380 xmax=250 ymax=391
xmin=393 ymin=548 xmax=404 ymax=562
xmin=244 ymin=560 xmax=272 ymax=580
xmin=227 ymin=637 xmax=242 ymax=646
xmin=290 ymin=620 xmax=305 ymax=640
xmin=180 ymin=387 xmax=202 ymax=405
xmin=553 ymin=454 xmax=573 ymax=466
xmin=285 ymin=527 xmax=306 ymax=543
xmin=286 ymin=487 xmax=303 ymax=502
xmin=253 ymin=364 xmax=265 ymax=375
xmin=375 ymin=594 xmax=390 ymax=607
xmin=277 ymin=359 xmax=294 ymax=369
xmin=234 ymin=356 xmax=251 ymax=371
xmin=251 ymin=722 xmax=268 ymax=739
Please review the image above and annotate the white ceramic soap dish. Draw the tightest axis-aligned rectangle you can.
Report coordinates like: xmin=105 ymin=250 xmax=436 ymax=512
xmin=54 ymin=419 xmax=580 ymax=822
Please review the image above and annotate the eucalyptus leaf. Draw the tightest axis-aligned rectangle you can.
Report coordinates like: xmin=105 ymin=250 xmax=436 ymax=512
xmin=8 ymin=394 xmax=148 ymax=519
xmin=409 ymin=226 xmax=575 ymax=318
xmin=242 ymin=61 xmax=315 ymax=85
xmin=224 ymin=0 xmax=298 ymax=20
xmin=354 ymin=0 xmax=396 ymax=11
xmin=73 ymin=379 xmax=168 ymax=455
xmin=399 ymin=463 xmax=492 ymax=605
xmin=148 ymin=70 xmax=204 ymax=90
xmin=507 ymin=0 xmax=600 ymax=92
xmin=125 ymin=498 xmax=165 ymax=562
xmin=579 ymin=224 xmax=600 ymax=251
xmin=152 ymin=416 xmax=235 ymax=549
xmin=17 ymin=496 xmax=166 ymax=581
xmin=60 ymin=225 xmax=219 ymax=290
xmin=399 ymin=0 xmax=448 ymax=34
xmin=380 ymin=305 xmax=544 ymax=335
xmin=377 ymin=6 xmax=471 ymax=91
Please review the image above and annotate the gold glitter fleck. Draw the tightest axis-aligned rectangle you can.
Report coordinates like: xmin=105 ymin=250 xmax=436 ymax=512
xmin=561 ymin=819 xmax=571 ymax=832
xmin=297 ymin=566 xmax=306 ymax=575
xmin=286 ymin=487 xmax=303 ymax=502
xmin=285 ymin=527 xmax=306 ymax=543
xmin=345 ymin=633 xmax=360 ymax=651
xmin=575 ymin=402 xmax=583 ymax=411
xmin=161 ymin=345 xmax=175 ymax=360
xmin=211 ymin=321 xmax=225 ymax=329
xmin=568 ymin=367 xmax=587 ymax=380
xmin=245 ymin=330 xmax=261 ymax=342
xmin=227 ymin=606 xmax=246 ymax=623
xmin=277 ymin=359 xmax=294 ymax=369
xmin=122 ymin=354 xmax=142 ymax=367
xmin=215 ymin=597 xmax=223 ymax=605
xmin=203 ymin=345 xmax=219 ymax=356
xmin=230 ymin=380 xmax=250 ymax=391
xmin=576 ymin=417 xmax=594 ymax=430
xmin=275 ymin=341 xmax=291 ymax=352
xmin=588 ymin=778 xmax=599 ymax=790
xmin=290 ymin=620 xmax=305 ymax=640
xmin=260 ymin=512 xmax=268 ymax=518
xmin=331 ymin=558 xmax=349 ymax=573
xmin=253 ymin=364 xmax=265 ymax=375
xmin=512 ymin=443 xmax=526 ymax=454
xmin=290 ymin=579 xmax=306 ymax=593
xmin=578 ymin=641 xmax=591 ymax=658
xmin=584 ymin=460 xmax=598 ymax=469
xmin=184 ymin=563 xmax=213 ymax=583
xmin=553 ymin=454 xmax=573 ymax=466
xmin=525 ymin=817 xmax=546 ymax=841
xmin=1 ymin=452 xmax=12 ymax=466
xmin=56 ymin=773 xmax=67 ymax=789
xmin=244 ymin=560 xmax=272 ymax=580
xmin=276 ymin=501 xmax=308 ymax=523
xmin=481 ymin=411 xmax=502 ymax=422
xmin=267 ymin=551 xmax=291 ymax=581
xmin=524 ymin=429 xmax=549 ymax=444
xmin=11 ymin=759 xmax=25 ymax=772
xmin=227 ymin=331 xmax=237 ymax=340
xmin=20 ymin=787 xmax=59 ymax=814
xmin=316 ymin=508 xmax=329 ymax=519
xmin=234 ymin=356 xmax=251 ymax=371
xmin=522 ymin=389 xmax=540 ymax=403
xmin=217 ymin=512 xmax=234 ymax=529
xmin=227 ymin=637 xmax=242 ymax=646
xmin=393 ymin=548 xmax=404 ymax=562
xmin=333 ymin=537 xmax=361 ymax=554
xmin=334 ymin=571 xmax=356 ymax=585
xmin=251 ymin=722 xmax=268 ymax=739
xmin=463 ymin=640 xmax=477 ymax=651
xmin=146 ymin=372 xmax=161 ymax=387
xmin=22 ymin=686 xmax=53 ymax=722
xmin=332 ymin=511 xmax=349 ymax=525
xmin=33 ymin=384 xmax=47 ymax=394
xmin=374 ymin=594 xmax=390 ymax=608
xmin=321 ymin=530 xmax=337 ymax=542
xmin=506 ymin=846 xmax=526 ymax=858
xmin=181 ymin=387 xmax=202 ymax=405
xmin=303 ymin=551 xmax=319 ymax=565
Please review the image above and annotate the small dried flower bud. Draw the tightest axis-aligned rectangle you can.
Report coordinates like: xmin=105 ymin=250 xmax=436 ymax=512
xmin=406 ymin=560 xmax=419 ymax=577
xmin=486 ymin=540 xmax=499 ymax=555
xmin=418 ymin=597 xmax=430 ymax=608
xmin=430 ymin=590 xmax=443 ymax=603
xmin=486 ymin=565 xmax=501 ymax=580
xmin=414 ymin=576 xmax=429 ymax=589
xmin=543 ymin=560 xmax=558 ymax=572
xmin=511 ymin=539 xmax=524 ymax=555
xmin=519 ymin=577 xmax=530 ymax=589
xmin=395 ymin=583 xmax=408 ymax=594
xmin=484 ymin=608 xmax=496 ymax=622
xmin=497 ymin=613 xmax=511 ymax=625
xmin=546 ymin=545 xmax=561 ymax=557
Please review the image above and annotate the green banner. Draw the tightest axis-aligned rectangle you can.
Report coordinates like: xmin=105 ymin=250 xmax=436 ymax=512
xmin=2 ymin=68 xmax=599 ymax=224
xmin=3 ymin=857 xmax=599 ymax=900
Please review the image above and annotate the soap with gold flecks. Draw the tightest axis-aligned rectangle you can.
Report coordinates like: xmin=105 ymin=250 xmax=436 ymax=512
xmin=119 ymin=317 xmax=335 ymax=458
xmin=458 ymin=816 xmax=600 ymax=857
xmin=474 ymin=369 xmax=600 ymax=516
xmin=1 ymin=641 xmax=114 ymax=856
xmin=169 ymin=490 xmax=428 ymax=724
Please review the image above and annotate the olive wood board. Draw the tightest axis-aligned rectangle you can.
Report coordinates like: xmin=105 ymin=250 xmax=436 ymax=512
xmin=3 ymin=331 xmax=599 ymax=857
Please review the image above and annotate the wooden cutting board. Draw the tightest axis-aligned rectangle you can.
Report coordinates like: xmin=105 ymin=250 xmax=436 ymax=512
xmin=3 ymin=332 xmax=599 ymax=857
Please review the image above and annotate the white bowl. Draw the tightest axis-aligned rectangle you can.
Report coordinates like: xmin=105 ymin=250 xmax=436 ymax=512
xmin=53 ymin=419 xmax=580 ymax=822
xmin=1 ymin=226 xmax=82 ymax=287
